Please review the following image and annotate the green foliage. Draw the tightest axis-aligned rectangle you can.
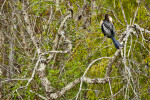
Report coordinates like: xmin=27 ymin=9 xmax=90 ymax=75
xmin=1 ymin=0 xmax=150 ymax=99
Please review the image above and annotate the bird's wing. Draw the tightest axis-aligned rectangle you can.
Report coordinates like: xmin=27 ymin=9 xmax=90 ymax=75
xmin=103 ymin=21 xmax=115 ymax=36
xmin=102 ymin=23 xmax=111 ymax=35
xmin=111 ymin=24 xmax=115 ymax=36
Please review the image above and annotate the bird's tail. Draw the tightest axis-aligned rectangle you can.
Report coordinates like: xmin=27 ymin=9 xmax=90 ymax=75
xmin=111 ymin=36 xmax=122 ymax=49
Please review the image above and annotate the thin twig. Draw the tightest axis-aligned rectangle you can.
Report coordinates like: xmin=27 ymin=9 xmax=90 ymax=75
xmin=119 ymin=0 xmax=128 ymax=25
xmin=132 ymin=4 xmax=140 ymax=25
xmin=26 ymin=59 xmax=40 ymax=87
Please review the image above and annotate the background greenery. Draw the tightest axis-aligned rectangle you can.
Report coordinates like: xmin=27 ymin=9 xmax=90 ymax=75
xmin=0 ymin=0 xmax=150 ymax=99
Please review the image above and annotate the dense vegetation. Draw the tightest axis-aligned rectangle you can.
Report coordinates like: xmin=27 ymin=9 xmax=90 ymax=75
xmin=0 ymin=0 xmax=150 ymax=99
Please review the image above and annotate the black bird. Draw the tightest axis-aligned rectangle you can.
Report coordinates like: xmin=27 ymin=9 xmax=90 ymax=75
xmin=100 ymin=14 xmax=122 ymax=49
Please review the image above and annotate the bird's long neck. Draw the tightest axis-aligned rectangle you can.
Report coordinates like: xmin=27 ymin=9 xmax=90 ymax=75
xmin=105 ymin=16 xmax=112 ymax=23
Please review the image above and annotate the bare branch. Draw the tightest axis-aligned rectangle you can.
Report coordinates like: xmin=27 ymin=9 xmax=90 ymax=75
xmin=105 ymin=49 xmax=122 ymax=77
xmin=1 ymin=78 xmax=29 ymax=83
xmin=134 ymin=24 xmax=150 ymax=34
xmin=119 ymin=0 xmax=128 ymax=25
xmin=46 ymin=11 xmax=72 ymax=63
xmin=132 ymin=4 xmax=140 ymax=25
xmin=22 ymin=4 xmax=42 ymax=54
xmin=22 ymin=3 xmax=54 ymax=93
xmin=0 ymin=0 xmax=7 ymax=14
xmin=26 ymin=59 xmax=40 ymax=87
xmin=49 ymin=77 xmax=108 ymax=99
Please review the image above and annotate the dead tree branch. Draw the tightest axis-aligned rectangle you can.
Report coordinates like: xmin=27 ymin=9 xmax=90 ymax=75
xmin=49 ymin=77 xmax=108 ymax=99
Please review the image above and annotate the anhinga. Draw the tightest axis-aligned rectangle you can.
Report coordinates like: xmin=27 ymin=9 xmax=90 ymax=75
xmin=100 ymin=14 xmax=123 ymax=49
